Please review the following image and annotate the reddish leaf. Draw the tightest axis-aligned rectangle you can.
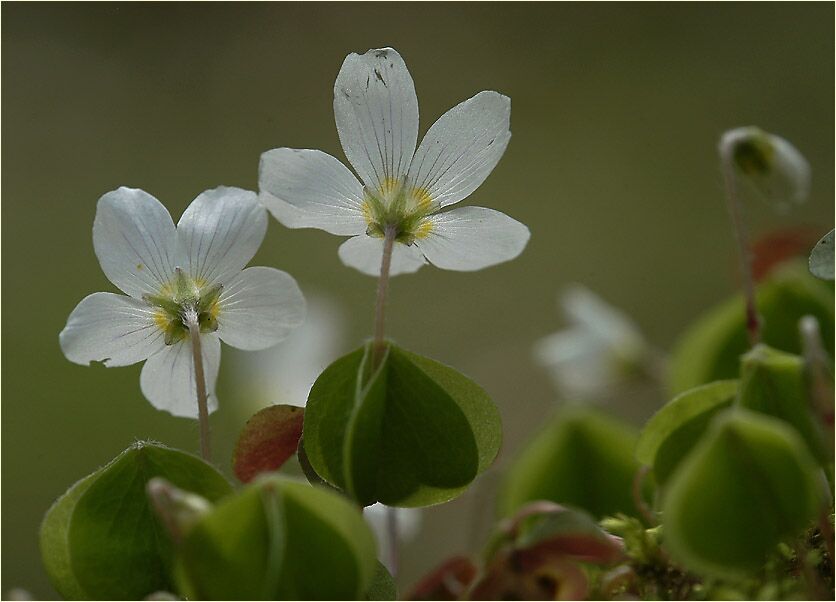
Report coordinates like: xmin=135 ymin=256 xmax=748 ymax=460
xmin=232 ymin=404 xmax=304 ymax=483
xmin=751 ymin=226 xmax=819 ymax=282
xmin=469 ymin=548 xmax=588 ymax=601
xmin=407 ymin=556 xmax=478 ymax=600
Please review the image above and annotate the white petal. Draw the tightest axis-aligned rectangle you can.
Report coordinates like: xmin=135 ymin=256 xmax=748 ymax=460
xmin=217 ymin=267 xmax=306 ymax=351
xmin=338 ymin=235 xmax=427 ymax=277
xmin=140 ymin=335 xmax=221 ymax=418
xmin=534 ymin=329 xmax=616 ymax=400
xmin=334 ymin=47 xmax=419 ymax=192
xmin=408 ymin=91 xmax=511 ymax=209
xmin=560 ymin=285 xmax=645 ymax=357
xmin=415 ymin=206 xmax=529 ymax=271
xmin=93 ymin=187 xmax=181 ymax=298
xmin=177 ymin=187 xmax=267 ymax=286
xmin=228 ymin=295 xmax=345 ymax=410
xmin=59 ymin=292 xmax=165 ymax=367
xmin=259 ymin=148 xmax=367 ymax=235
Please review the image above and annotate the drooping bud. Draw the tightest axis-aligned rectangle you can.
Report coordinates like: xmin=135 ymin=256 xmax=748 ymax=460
xmin=719 ymin=126 xmax=811 ymax=208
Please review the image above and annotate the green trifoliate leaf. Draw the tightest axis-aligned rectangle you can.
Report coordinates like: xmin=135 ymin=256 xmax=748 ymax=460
xmin=737 ymin=344 xmax=827 ymax=463
xmin=499 ymin=406 xmax=642 ymax=519
xmin=302 ymin=342 xmax=501 ymax=507
xmin=175 ymin=476 xmax=377 ymax=600
xmin=809 ymin=229 xmax=834 ymax=280
xmin=636 ymin=380 xmax=738 ymax=485
xmin=663 ymin=408 xmax=823 ymax=579
xmin=670 ymin=261 xmax=834 ymax=393
xmin=39 ymin=442 xmax=232 ymax=600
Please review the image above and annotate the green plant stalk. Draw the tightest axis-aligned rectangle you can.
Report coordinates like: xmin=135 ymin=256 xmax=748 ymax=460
xmin=371 ymin=223 xmax=399 ymax=576
xmin=372 ymin=224 xmax=397 ymax=370
xmin=187 ymin=313 xmax=212 ymax=462
xmin=721 ymin=162 xmax=761 ymax=346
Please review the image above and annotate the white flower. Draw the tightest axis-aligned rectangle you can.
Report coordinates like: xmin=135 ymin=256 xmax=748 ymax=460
xmin=364 ymin=502 xmax=422 ymax=571
xmin=59 ymin=186 xmax=306 ymax=418
xmin=534 ymin=285 xmax=647 ymax=401
xmin=227 ymin=294 xmax=345 ymax=412
xmin=719 ymin=126 xmax=811 ymax=207
xmin=259 ymin=47 xmax=530 ymax=276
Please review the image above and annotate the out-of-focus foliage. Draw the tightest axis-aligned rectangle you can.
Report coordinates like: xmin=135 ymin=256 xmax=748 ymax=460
xmin=40 ymin=443 xmax=232 ymax=600
xmin=499 ymin=406 xmax=642 ymax=519
xmin=669 ymin=262 xmax=834 ymax=393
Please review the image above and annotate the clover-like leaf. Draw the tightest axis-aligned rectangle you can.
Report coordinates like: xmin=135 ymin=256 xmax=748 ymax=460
xmin=175 ymin=476 xmax=377 ymax=600
xmin=663 ymin=408 xmax=823 ymax=579
xmin=670 ymin=262 xmax=834 ymax=393
xmin=635 ymin=380 xmax=738 ymax=484
xmin=302 ymin=342 xmax=501 ymax=507
xmin=738 ymin=344 xmax=827 ymax=463
xmin=40 ymin=441 xmax=233 ymax=600
xmin=499 ymin=406 xmax=642 ymax=519
xmin=809 ymin=229 xmax=834 ymax=280
xmin=233 ymin=404 xmax=305 ymax=483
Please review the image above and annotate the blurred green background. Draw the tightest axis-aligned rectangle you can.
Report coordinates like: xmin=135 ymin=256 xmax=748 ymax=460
xmin=3 ymin=3 xmax=833 ymax=597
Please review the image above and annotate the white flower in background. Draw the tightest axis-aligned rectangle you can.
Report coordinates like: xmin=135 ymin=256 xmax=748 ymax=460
xmin=719 ymin=126 xmax=810 ymax=208
xmin=364 ymin=502 xmax=422 ymax=572
xmin=534 ymin=285 xmax=648 ymax=401
xmin=227 ymin=295 xmax=345 ymax=412
xmin=60 ymin=187 xmax=306 ymax=418
xmin=259 ymin=47 xmax=530 ymax=276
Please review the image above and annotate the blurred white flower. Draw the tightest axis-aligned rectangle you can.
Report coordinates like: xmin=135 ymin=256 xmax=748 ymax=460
xmin=227 ymin=295 xmax=346 ymax=411
xmin=259 ymin=47 xmax=529 ymax=276
xmin=364 ymin=502 xmax=422 ymax=572
xmin=719 ymin=126 xmax=810 ymax=208
xmin=60 ymin=186 xmax=306 ymax=417
xmin=534 ymin=285 xmax=647 ymax=401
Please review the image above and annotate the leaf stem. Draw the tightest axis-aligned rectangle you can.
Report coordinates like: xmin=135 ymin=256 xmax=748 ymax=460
xmin=721 ymin=162 xmax=761 ymax=346
xmin=186 ymin=313 xmax=212 ymax=462
xmin=372 ymin=224 xmax=397 ymax=369
xmin=387 ymin=506 xmax=400 ymax=578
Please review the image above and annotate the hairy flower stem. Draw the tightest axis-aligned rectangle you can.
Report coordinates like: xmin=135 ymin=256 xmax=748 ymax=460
xmin=186 ymin=315 xmax=212 ymax=462
xmin=721 ymin=163 xmax=761 ymax=346
xmin=372 ymin=224 xmax=399 ymax=577
xmin=372 ymin=224 xmax=397 ymax=370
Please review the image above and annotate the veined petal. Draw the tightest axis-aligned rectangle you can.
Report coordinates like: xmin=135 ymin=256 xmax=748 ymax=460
xmin=177 ymin=187 xmax=267 ymax=286
xmin=408 ymin=91 xmax=511 ymax=209
xmin=140 ymin=334 xmax=221 ymax=419
xmin=338 ymin=235 xmax=427 ymax=276
xmin=415 ymin=206 xmax=529 ymax=271
xmin=334 ymin=47 xmax=419 ymax=192
xmin=259 ymin=148 xmax=367 ymax=236
xmin=217 ymin=267 xmax=306 ymax=351
xmin=59 ymin=292 xmax=166 ymax=367
xmin=93 ymin=187 xmax=181 ymax=298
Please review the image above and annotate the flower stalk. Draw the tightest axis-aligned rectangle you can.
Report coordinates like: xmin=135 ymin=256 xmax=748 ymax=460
xmin=186 ymin=310 xmax=212 ymax=461
xmin=372 ymin=224 xmax=398 ymax=370
xmin=371 ymin=223 xmax=400 ymax=576
xmin=721 ymin=161 xmax=761 ymax=346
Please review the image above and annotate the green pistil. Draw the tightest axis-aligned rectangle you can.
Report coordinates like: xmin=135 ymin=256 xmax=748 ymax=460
xmin=144 ymin=272 xmax=223 ymax=345
xmin=363 ymin=185 xmax=433 ymax=245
